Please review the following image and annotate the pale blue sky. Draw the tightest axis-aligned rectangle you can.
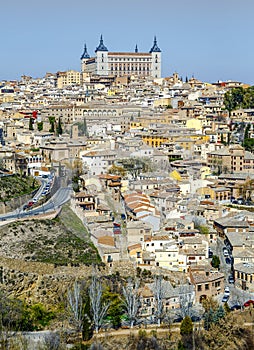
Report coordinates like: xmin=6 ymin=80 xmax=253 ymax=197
xmin=1 ymin=0 xmax=254 ymax=84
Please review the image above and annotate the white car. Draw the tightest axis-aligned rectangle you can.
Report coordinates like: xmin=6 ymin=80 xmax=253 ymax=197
xmin=223 ymin=250 xmax=229 ymax=257
xmin=224 ymin=286 xmax=230 ymax=296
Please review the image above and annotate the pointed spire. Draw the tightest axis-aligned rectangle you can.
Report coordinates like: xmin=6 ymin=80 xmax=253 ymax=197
xmin=135 ymin=44 xmax=138 ymax=53
xmin=149 ymin=36 xmax=161 ymax=53
xmin=81 ymin=43 xmax=90 ymax=60
xmin=95 ymin=34 xmax=108 ymax=52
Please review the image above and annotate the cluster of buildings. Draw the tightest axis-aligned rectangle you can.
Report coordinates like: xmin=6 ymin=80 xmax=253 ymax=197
xmin=1 ymin=36 xmax=254 ymax=307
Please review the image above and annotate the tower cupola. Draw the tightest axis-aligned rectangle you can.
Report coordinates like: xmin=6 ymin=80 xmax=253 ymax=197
xmin=149 ymin=36 xmax=161 ymax=53
xmin=81 ymin=44 xmax=90 ymax=59
xmin=95 ymin=35 xmax=108 ymax=52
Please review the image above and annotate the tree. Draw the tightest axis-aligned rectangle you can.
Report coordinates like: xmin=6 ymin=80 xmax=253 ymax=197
xmin=178 ymin=283 xmax=194 ymax=319
xmin=102 ymin=290 xmax=124 ymax=329
xmin=37 ymin=121 xmax=43 ymax=131
xmin=56 ymin=117 xmax=63 ymax=136
xmin=151 ymin=275 xmax=166 ymax=326
xmin=29 ymin=117 xmax=34 ymax=131
xmin=122 ymin=278 xmax=140 ymax=328
xmin=49 ymin=116 xmax=55 ymax=133
xmin=180 ymin=316 xmax=193 ymax=335
xmin=67 ymin=281 xmax=84 ymax=332
xmin=211 ymin=255 xmax=220 ymax=269
xmin=107 ymin=164 xmax=126 ymax=177
xmin=89 ymin=274 xmax=109 ymax=333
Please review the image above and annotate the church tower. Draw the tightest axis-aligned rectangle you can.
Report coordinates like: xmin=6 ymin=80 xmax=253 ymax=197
xmin=149 ymin=36 xmax=161 ymax=78
xmin=80 ymin=44 xmax=90 ymax=78
xmin=95 ymin=35 xmax=109 ymax=75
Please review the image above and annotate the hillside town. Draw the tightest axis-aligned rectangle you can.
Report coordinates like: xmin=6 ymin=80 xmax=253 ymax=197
xmin=1 ymin=36 xmax=254 ymax=348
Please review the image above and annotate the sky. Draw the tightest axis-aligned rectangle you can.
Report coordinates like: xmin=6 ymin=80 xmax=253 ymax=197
xmin=1 ymin=0 xmax=254 ymax=84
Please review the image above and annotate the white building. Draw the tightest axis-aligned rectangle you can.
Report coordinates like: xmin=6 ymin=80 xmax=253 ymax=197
xmin=81 ymin=35 xmax=162 ymax=79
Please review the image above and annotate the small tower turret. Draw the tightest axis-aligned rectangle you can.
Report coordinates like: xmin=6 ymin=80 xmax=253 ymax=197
xmin=80 ymin=44 xmax=90 ymax=78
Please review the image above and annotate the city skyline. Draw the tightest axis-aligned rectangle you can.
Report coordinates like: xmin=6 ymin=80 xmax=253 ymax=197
xmin=1 ymin=0 xmax=254 ymax=84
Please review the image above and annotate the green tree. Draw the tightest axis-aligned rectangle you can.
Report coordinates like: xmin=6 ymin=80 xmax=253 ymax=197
xmin=107 ymin=164 xmax=126 ymax=177
xmin=180 ymin=316 xmax=193 ymax=335
xmin=56 ymin=117 xmax=63 ymax=136
xmin=37 ymin=121 xmax=43 ymax=131
xmin=48 ymin=116 xmax=55 ymax=133
xmin=102 ymin=290 xmax=124 ymax=329
xmin=211 ymin=255 xmax=220 ymax=269
xmin=29 ymin=117 xmax=34 ymax=131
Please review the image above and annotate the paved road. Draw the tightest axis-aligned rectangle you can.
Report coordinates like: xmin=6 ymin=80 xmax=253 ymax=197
xmin=0 ymin=186 xmax=72 ymax=222
xmin=214 ymin=237 xmax=254 ymax=306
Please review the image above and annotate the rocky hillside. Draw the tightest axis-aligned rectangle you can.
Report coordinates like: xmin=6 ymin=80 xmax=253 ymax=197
xmin=0 ymin=174 xmax=39 ymax=201
xmin=0 ymin=205 xmax=102 ymax=305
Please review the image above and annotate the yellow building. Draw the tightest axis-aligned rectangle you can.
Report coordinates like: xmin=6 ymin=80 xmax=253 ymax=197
xmin=186 ymin=118 xmax=202 ymax=131
xmin=142 ymin=133 xmax=169 ymax=147
xmin=57 ymin=70 xmax=81 ymax=88
xmin=153 ymin=97 xmax=172 ymax=108
xmin=196 ymin=185 xmax=231 ymax=201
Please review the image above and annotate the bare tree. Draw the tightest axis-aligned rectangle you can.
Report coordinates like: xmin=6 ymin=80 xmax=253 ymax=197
xmin=89 ymin=275 xmax=109 ymax=333
xmin=151 ymin=275 xmax=167 ymax=326
xmin=177 ymin=283 xmax=195 ymax=319
xmin=67 ymin=281 xmax=83 ymax=332
xmin=122 ymin=278 xmax=140 ymax=328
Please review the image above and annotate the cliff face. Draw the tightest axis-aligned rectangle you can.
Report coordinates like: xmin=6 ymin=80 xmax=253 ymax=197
xmin=0 ymin=257 xmax=95 ymax=305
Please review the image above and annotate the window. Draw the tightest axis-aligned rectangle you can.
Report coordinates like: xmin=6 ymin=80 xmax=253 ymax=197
xmin=205 ymin=284 xmax=209 ymax=290
xmin=197 ymin=285 xmax=202 ymax=291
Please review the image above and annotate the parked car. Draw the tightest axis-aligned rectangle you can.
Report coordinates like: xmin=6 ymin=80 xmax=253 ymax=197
xmin=230 ymin=304 xmax=241 ymax=311
xmin=224 ymin=286 xmax=230 ymax=296
xmin=209 ymin=250 xmax=213 ymax=258
xmin=225 ymin=257 xmax=231 ymax=264
xmin=228 ymin=275 xmax=234 ymax=284
xmin=222 ymin=295 xmax=229 ymax=303
xmin=243 ymin=300 xmax=254 ymax=307
xmin=223 ymin=250 xmax=229 ymax=257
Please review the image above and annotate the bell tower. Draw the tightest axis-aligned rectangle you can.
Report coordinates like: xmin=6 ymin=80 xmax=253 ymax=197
xmin=95 ymin=35 xmax=109 ymax=75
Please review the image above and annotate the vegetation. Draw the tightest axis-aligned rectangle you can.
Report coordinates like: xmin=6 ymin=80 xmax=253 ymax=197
xmin=211 ymin=255 xmax=220 ymax=269
xmin=243 ymin=123 xmax=254 ymax=152
xmin=0 ymin=290 xmax=55 ymax=332
xmin=0 ymin=206 xmax=101 ymax=266
xmin=117 ymin=157 xmax=154 ymax=178
xmin=180 ymin=316 xmax=193 ymax=335
xmin=56 ymin=117 xmax=63 ymax=136
xmin=48 ymin=116 xmax=55 ymax=132
xmin=29 ymin=117 xmax=34 ymax=131
xmin=196 ymin=225 xmax=209 ymax=235
xmin=224 ymin=86 xmax=254 ymax=114
xmin=0 ymin=175 xmax=39 ymax=201
xmin=107 ymin=164 xmax=127 ymax=177
xmin=74 ymin=118 xmax=89 ymax=137
xmin=37 ymin=121 xmax=43 ymax=131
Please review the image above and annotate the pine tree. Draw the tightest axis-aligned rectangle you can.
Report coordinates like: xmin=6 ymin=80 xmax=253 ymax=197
xmin=216 ymin=305 xmax=225 ymax=320
xmin=56 ymin=117 xmax=63 ymax=136
xmin=180 ymin=316 xmax=193 ymax=335
xmin=29 ymin=117 xmax=34 ymax=131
